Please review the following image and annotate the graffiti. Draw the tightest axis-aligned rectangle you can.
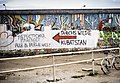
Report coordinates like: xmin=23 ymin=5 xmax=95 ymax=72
xmin=98 ymin=31 xmax=120 ymax=47
xmin=115 ymin=14 xmax=120 ymax=27
xmin=0 ymin=31 xmax=14 ymax=47
xmin=1 ymin=14 xmax=120 ymax=31
xmin=0 ymin=14 xmax=120 ymax=47
xmin=85 ymin=14 xmax=98 ymax=29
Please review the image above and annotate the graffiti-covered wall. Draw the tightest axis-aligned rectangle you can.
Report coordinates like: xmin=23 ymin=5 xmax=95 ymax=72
xmin=1 ymin=14 xmax=120 ymax=31
xmin=0 ymin=14 xmax=120 ymax=49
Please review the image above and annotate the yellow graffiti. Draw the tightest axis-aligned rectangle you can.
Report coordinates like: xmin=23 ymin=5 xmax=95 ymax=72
xmin=7 ymin=15 xmax=13 ymax=25
xmin=29 ymin=20 xmax=37 ymax=26
xmin=15 ymin=15 xmax=27 ymax=24
xmin=38 ymin=15 xmax=43 ymax=25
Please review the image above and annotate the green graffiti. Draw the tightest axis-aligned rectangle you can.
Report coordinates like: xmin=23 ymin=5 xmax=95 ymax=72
xmin=100 ymin=31 xmax=120 ymax=45
xmin=100 ymin=31 xmax=119 ymax=38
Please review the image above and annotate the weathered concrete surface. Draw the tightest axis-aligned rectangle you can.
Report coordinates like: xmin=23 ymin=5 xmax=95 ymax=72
xmin=0 ymin=9 xmax=120 ymax=15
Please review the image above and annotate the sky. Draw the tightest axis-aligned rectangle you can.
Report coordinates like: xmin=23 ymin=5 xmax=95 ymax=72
xmin=0 ymin=0 xmax=120 ymax=10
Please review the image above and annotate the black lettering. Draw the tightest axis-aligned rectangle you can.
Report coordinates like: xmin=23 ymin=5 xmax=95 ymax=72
xmin=15 ymin=43 xmax=23 ymax=48
xmin=60 ymin=40 xmax=87 ymax=45
xmin=61 ymin=31 xmax=76 ymax=35
xmin=24 ymin=43 xmax=28 ymax=48
xmin=42 ymin=43 xmax=50 ymax=47
xmin=17 ymin=34 xmax=45 ymax=42
xmin=29 ymin=43 xmax=41 ymax=47
xmin=77 ymin=30 xmax=91 ymax=36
